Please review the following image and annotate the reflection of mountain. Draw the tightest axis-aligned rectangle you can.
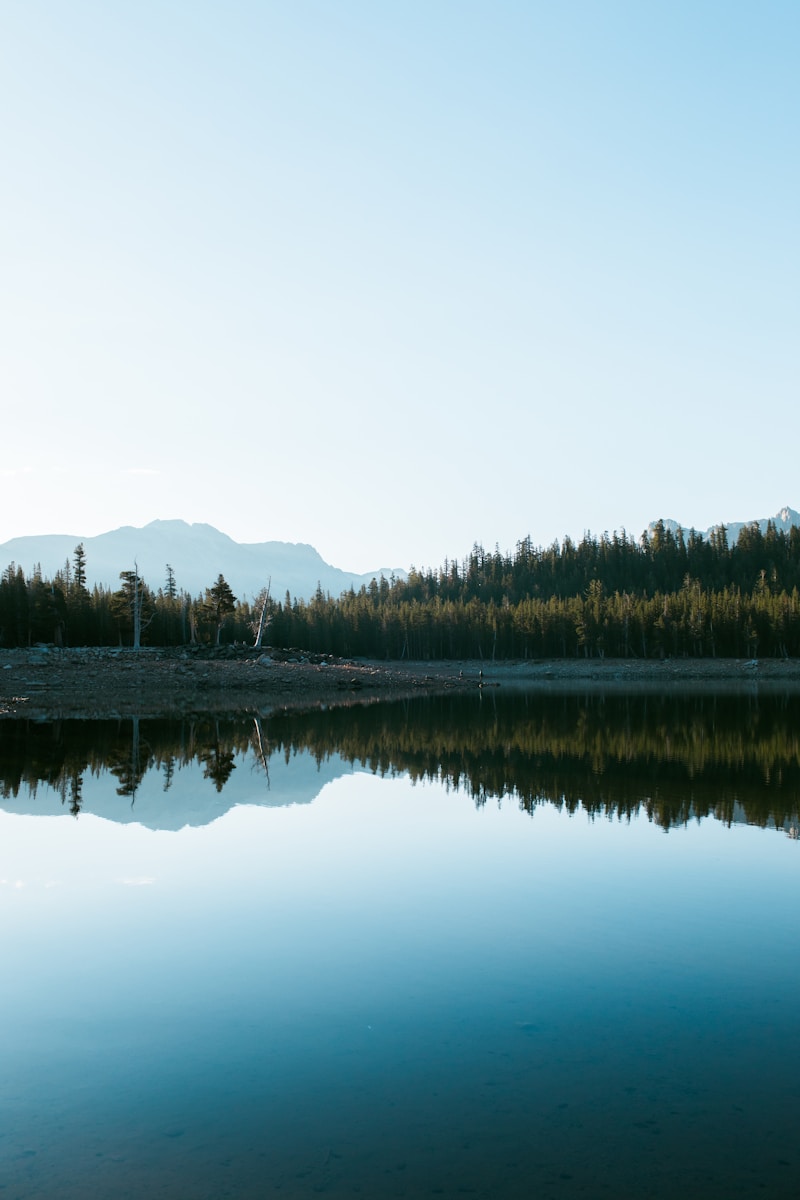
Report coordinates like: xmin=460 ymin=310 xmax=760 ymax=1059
xmin=0 ymin=717 xmax=360 ymax=830
xmin=1 ymin=693 xmax=799 ymax=834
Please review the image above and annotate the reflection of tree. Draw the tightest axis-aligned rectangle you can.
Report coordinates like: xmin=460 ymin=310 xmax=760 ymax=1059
xmin=199 ymin=745 xmax=236 ymax=792
xmin=2 ymin=694 xmax=800 ymax=832
xmin=196 ymin=719 xmax=237 ymax=792
xmin=162 ymin=758 xmax=175 ymax=792
xmin=67 ymin=771 xmax=82 ymax=816
xmin=252 ymin=717 xmax=270 ymax=789
xmin=266 ymin=692 xmax=800 ymax=833
xmin=107 ymin=716 xmax=151 ymax=803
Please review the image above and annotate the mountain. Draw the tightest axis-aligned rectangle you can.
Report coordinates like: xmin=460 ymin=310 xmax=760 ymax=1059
xmin=0 ymin=520 xmax=405 ymax=602
xmin=649 ymin=506 xmax=800 ymax=544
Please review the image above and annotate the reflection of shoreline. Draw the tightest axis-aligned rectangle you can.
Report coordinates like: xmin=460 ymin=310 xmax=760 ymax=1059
xmin=1 ymin=694 xmax=799 ymax=835
xmin=2 ymin=648 xmax=800 ymax=720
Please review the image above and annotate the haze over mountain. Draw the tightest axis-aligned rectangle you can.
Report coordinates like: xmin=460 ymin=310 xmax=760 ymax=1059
xmin=2 ymin=508 xmax=798 ymax=604
xmin=0 ymin=520 xmax=405 ymax=603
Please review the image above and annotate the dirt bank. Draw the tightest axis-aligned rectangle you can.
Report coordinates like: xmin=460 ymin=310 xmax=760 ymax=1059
xmin=2 ymin=646 xmax=800 ymax=720
xmin=0 ymin=647 xmax=472 ymax=720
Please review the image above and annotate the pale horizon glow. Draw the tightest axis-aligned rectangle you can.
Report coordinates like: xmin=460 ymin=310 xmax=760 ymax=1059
xmin=2 ymin=2 xmax=798 ymax=574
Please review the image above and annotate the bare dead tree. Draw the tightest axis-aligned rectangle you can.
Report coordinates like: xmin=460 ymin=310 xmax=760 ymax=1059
xmin=252 ymin=578 xmax=272 ymax=649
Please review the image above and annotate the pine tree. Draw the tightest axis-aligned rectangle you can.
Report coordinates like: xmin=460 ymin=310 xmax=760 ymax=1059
xmin=204 ymin=575 xmax=237 ymax=646
xmin=112 ymin=565 xmax=154 ymax=649
xmin=73 ymin=543 xmax=87 ymax=592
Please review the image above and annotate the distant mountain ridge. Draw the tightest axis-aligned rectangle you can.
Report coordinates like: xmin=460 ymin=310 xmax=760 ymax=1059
xmin=0 ymin=520 xmax=405 ymax=602
xmin=649 ymin=505 xmax=800 ymax=544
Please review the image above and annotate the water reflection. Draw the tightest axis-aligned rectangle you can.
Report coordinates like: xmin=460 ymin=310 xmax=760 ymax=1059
xmin=1 ymin=691 xmax=799 ymax=833
xmin=3 ymin=693 xmax=800 ymax=1198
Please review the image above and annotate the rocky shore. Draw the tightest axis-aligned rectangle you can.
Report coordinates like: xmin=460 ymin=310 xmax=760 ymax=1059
xmin=2 ymin=645 xmax=800 ymax=720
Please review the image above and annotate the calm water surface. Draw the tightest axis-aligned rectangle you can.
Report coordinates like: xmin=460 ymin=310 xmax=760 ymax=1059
xmin=1 ymin=693 xmax=799 ymax=1198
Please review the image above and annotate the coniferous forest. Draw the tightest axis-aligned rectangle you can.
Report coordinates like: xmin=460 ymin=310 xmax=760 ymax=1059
xmin=3 ymin=520 xmax=800 ymax=659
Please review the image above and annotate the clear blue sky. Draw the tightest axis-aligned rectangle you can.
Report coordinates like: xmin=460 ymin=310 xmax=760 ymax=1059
xmin=2 ymin=1 xmax=797 ymax=572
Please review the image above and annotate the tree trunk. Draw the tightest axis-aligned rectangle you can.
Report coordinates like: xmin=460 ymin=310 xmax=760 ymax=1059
xmin=132 ymin=567 xmax=141 ymax=650
xmin=253 ymin=580 xmax=272 ymax=648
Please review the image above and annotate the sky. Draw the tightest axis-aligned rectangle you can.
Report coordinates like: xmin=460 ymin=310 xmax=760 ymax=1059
xmin=2 ymin=1 xmax=798 ymax=574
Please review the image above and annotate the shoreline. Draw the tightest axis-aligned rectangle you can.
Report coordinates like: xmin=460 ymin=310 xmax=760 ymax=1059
xmin=2 ymin=646 xmax=800 ymax=719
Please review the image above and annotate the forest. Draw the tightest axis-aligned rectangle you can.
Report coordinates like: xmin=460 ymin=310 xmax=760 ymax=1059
xmin=2 ymin=519 xmax=800 ymax=659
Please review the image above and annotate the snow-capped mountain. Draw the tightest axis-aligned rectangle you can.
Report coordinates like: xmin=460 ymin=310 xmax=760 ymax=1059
xmin=0 ymin=520 xmax=405 ymax=602
xmin=649 ymin=506 xmax=800 ymax=543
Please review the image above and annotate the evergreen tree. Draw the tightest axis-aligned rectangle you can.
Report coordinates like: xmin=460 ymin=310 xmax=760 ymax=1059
xmin=111 ymin=566 xmax=154 ymax=649
xmin=204 ymin=575 xmax=237 ymax=646
xmin=73 ymin=543 xmax=87 ymax=592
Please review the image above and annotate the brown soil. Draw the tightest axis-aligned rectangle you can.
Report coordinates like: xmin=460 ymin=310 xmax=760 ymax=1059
xmin=0 ymin=647 xmax=470 ymax=719
xmin=2 ymin=646 xmax=800 ymax=719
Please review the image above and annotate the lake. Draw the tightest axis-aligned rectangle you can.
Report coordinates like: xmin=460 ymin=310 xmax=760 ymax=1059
xmin=2 ymin=692 xmax=799 ymax=1198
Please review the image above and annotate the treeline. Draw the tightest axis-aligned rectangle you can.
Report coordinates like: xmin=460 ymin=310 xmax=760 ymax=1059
xmin=3 ymin=520 xmax=800 ymax=658
xmin=272 ymin=519 xmax=800 ymax=660
xmin=0 ymin=545 xmax=251 ymax=651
